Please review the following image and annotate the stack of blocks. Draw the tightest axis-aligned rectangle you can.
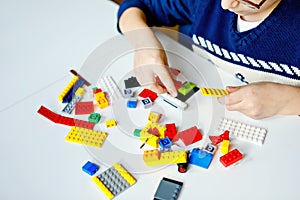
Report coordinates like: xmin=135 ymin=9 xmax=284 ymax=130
xmin=92 ymin=163 xmax=136 ymax=199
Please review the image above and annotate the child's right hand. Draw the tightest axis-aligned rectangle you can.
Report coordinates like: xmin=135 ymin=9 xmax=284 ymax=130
xmin=133 ymin=48 xmax=178 ymax=97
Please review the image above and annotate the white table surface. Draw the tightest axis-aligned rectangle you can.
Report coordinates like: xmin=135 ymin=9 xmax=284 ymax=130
xmin=1 ymin=1 xmax=300 ymax=200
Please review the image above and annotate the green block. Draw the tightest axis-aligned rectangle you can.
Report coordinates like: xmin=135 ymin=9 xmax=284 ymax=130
xmin=178 ymin=82 xmax=196 ymax=96
xmin=88 ymin=112 xmax=101 ymax=124
xmin=133 ymin=129 xmax=141 ymax=137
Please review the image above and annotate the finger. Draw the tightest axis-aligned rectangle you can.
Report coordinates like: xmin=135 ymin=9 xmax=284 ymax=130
xmin=226 ymin=86 xmax=241 ymax=93
xmin=156 ymin=68 xmax=177 ymax=97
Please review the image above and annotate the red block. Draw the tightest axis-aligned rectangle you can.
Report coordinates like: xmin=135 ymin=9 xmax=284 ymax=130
xmin=209 ymin=130 xmax=230 ymax=145
xmin=73 ymin=119 xmax=95 ymax=129
xmin=37 ymin=106 xmax=61 ymax=123
xmin=165 ymin=123 xmax=178 ymax=141
xmin=178 ymin=126 xmax=202 ymax=146
xmin=219 ymin=149 xmax=243 ymax=167
xmin=138 ymin=89 xmax=158 ymax=102
xmin=75 ymin=101 xmax=94 ymax=115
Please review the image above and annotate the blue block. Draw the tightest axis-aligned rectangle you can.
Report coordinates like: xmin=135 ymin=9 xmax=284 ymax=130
xmin=127 ymin=99 xmax=137 ymax=108
xmin=159 ymin=137 xmax=172 ymax=148
xmin=189 ymin=148 xmax=213 ymax=169
xmin=82 ymin=161 xmax=99 ymax=176
xmin=63 ymin=79 xmax=85 ymax=103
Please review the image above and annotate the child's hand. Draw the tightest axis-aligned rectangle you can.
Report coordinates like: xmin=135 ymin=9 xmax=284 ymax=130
xmin=218 ymin=82 xmax=300 ymax=119
xmin=134 ymin=49 xmax=177 ymax=97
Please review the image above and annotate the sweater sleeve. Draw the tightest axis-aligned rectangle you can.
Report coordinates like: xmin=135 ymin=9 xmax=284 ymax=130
xmin=117 ymin=0 xmax=198 ymax=32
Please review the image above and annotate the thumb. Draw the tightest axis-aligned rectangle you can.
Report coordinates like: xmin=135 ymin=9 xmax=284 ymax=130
xmin=226 ymin=86 xmax=240 ymax=93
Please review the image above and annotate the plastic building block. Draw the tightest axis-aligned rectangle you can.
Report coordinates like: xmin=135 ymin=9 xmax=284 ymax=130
xmin=154 ymin=177 xmax=183 ymax=200
xmin=58 ymin=75 xmax=79 ymax=102
xmin=178 ymin=82 xmax=196 ymax=96
xmin=159 ymin=93 xmax=187 ymax=109
xmin=37 ymin=105 xmax=61 ymax=123
xmin=219 ymin=149 xmax=243 ymax=167
xmin=159 ymin=137 xmax=172 ymax=148
xmin=141 ymin=97 xmax=153 ymax=109
xmin=148 ymin=111 xmax=162 ymax=123
xmin=140 ymin=122 xmax=166 ymax=148
xmin=62 ymin=87 xmax=85 ymax=114
xmin=177 ymin=162 xmax=188 ymax=173
xmin=176 ymin=85 xmax=199 ymax=102
xmin=92 ymin=163 xmax=136 ymax=199
xmin=177 ymin=151 xmax=190 ymax=173
xmin=70 ymin=69 xmax=91 ymax=86
xmin=65 ymin=126 xmax=107 ymax=148
xmin=94 ymin=90 xmax=109 ymax=109
xmin=209 ymin=130 xmax=229 ymax=145
xmin=220 ymin=140 xmax=230 ymax=154
xmin=37 ymin=105 xmax=95 ymax=129
xmin=209 ymin=130 xmax=230 ymax=145
xmin=138 ymin=88 xmax=158 ymax=102
xmin=165 ymin=123 xmax=178 ymax=141
xmin=82 ymin=161 xmax=99 ymax=176
xmin=123 ymin=88 xmax=133 ymax=98
xmin=178 ymin=126 xmax=202 ymax=146
xmin=133 ymin=129 xmax=141 ymax=137
xmin=88 ymin=112 xmax=101 ymax=124
xmin=127 ymin=98 xmax=137 ymax=108
xmin=99 ymin=76 xmax=123 ymax=102
xmin=143 ymin=149 xmax=187 ymax=166
xmin=203 ymin=143 xmax=217 ymax=154
xmin=124 ymin=76 xmax=140 ymax=88
xmin=216 ymin=118 xmax=267 ymax=145
xmin=75 ymin=101 xmax=94 ymax=115
xmin=141 ymin=122 xmax=166 ymax=138
xmin=105 ymin=119 xmax=117 ymax=128
xmin=140 ymin=132 xmax=159 ymax=148
xmin=200 ymin=87 xmax=229 ymax=97
xmin=189 ymin=148 xmax=213 ymax=169
xmin=63 ymin=79 xmax=85 ymax=103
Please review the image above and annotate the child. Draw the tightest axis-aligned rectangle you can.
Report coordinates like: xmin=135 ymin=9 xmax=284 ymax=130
xmin=117 ymin=0 xmax=300 ymax=119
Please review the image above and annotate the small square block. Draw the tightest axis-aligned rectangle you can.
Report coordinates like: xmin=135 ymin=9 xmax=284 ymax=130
xmin=105 ymin=119 xmax=117 ymax=128
xmin=141 ymin=97 xmax=152 ymax=109
xmin=133 ymin=129 xmax=141 ymax=137
xmin=82 ymin=161 xmax=99 ymax=176
xmin=159 ymin=137 xmax=172 ymax=148
xmin=123 ymin=88 xmax=134 ymax=98
xmin=88 ymin=112 xmax=101 ymax=124
xmin=127 ymin=98 xmax=137 ymax=108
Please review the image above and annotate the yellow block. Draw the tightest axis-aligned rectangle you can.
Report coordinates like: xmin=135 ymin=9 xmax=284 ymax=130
xmin=75 ymin=87 xmax=85 ymax=97
xmin=113 ymin=163 xmax=137 ymax=185
xmin=92 ymin=176 xmax=114 ymax=199
xmin=65 ymin=126 xmax=107 ymax=148
xmin=58 ymin=76 xmax=78 ymax=102
xmin=141 ymin=122 xmax=166 ymax=138
xmin=200 ymin=87 xmax=229 ymax=97
xmin=105 ymin=119 xmax=117 ymax=128
xmin=221 ymin=140 xmax=230 ymax=154
xmin=147 ymin=111 xmax=162 ymax=123
xmin=143 ymin=149 xmax=187 ymax=166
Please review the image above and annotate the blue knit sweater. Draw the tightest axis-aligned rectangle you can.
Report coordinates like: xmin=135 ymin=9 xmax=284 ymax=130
xmin=118 ymin=0 xmax=300 ymax=83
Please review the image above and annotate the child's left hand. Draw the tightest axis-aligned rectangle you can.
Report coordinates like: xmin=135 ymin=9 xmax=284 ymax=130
xmin=218 ymin=82 xmax=300 ymax=119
